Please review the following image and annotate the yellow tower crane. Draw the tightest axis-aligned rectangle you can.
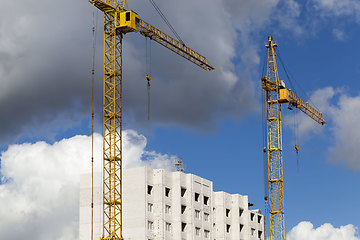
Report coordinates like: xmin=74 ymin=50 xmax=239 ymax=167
xmin=262 ymin=36 xmax=325 ymax=240
xmin=89 ymin=1 xmax=214 ymax=239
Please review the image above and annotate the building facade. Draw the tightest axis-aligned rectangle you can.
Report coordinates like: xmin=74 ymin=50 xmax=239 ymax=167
xmin=80 ymin=167 xmax=265 ymax=240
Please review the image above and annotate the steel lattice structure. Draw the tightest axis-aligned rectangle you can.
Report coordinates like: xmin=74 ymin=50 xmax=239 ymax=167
xmin=263 ymin=36 xmax=285 ymax=240
xmin=262 ymin=36 xmax=325 ymax=240
xmin=89 ymin=0 xmax=214 ymax=239
xmin=102 ymin=9 xmax=123 ymax=239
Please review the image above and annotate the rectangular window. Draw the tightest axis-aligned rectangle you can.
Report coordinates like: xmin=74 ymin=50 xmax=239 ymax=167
xmin=258 ymin=230 xmax=263 ymax=238
xmin=240 ymin=224 xmax=244 ymax=232
xmin=204 ymin=213 xmax=210 ymax=222
xmin=165 ymin=205 xmax=171 ymax=214
xmin=226 ymin=208 xmax=230 ymax=217
xmin=181 ymin=222 xmax=186 ymax=232
xmin=239 ymin=208 xmax=244 ymax=216
xmin=125 ymin=11 xmax=130 ymax=21
xmin=258 ymin=215 xmax=262 ymax=223
xmin=195 ymin=210 xmax=201 ymax=219
xmin=204 ymin=230 xmax=210 ymax=238
xmin=181 ymin=187 xmax=186 ymax=197
xmin=181 ymin=205 xmax=186 ymax=214
xmin=251 ymin=228 xmax=255 ymax=236
xmin=166 ymin=222 xmax=172 ymax=232
xmin=147 ymin=203 xmax=153 ymax=212
xmin=250 ymin=213 xmax=255 ymax=221
xmin=226 ymin=224 xmax=231 ymax=233
xmin=147 ymin=185 xmax=153 ymax=195
xmin=147 ymin=221 xmax=154 ymax=230
xmin=204 ymin=196 xmax=209 ymax=205
xmin=195 ymin=227 xmax=201 ymax=236
xmin=165 ymin=187 xmax=171 ymax=197
xmin=195 ymin=192 xmax=200 ymax=202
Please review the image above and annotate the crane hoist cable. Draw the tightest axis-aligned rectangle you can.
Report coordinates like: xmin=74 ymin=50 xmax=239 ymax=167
xmin=91 ymin=3 xmax=95 ymax=240
xmin=276 ymin=48 xmax=322 ymax=113
xmin=90 ymin=5 xmax=99 ymax=240
xmin=145 ymin=0 xmax=188 ymax=122
xmin=293 ymin=107 xmax=300 ymax=178
xmin=145 ymin=37 xmax=152 ymax=122
xmin=276 ymin=48 xmax=306 ymax=177
xmin=261 ymin=51 xmax=269 ymax=234
xmin=148 ymin=0 xmax=184 ymax=45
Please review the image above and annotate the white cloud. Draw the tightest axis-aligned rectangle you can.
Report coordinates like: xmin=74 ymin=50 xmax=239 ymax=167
xmin=327 ymin=91 xmax=360 ymax=170
xmin=332 ymin=28 xmax=346 ymax=41
xmin=275 ymin=0 xmax=304 ymax=36
xmin=0 ymin=130 xmax=174 ymax=240
xmin=284 ymin=86 xmax=334 ymax=140
xmin=287 ymin=221 xmax=360 ymax=240
xmin=286 ymin=86 xmax=360 ymax=171
xmin=312 ymin=0 xmax=360 ymax=21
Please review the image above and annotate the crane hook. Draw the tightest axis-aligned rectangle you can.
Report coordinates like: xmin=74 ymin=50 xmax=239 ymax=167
xmin=146 ymin=75 xmax=151 ymax=122
xmin=294 ymin=144 xmax=299 ymax=154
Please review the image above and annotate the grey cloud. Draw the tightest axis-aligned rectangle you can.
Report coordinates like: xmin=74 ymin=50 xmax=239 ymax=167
xmin=0 ymin=0 xmax=286 ymax=144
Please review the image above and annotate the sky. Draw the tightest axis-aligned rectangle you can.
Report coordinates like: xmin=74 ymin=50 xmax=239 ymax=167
xmin=0 ymin=0 xmax=359 ymax=239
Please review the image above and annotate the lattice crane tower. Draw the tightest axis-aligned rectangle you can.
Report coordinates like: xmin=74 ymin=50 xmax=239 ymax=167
xmin=89 ymin=0 xmax=214 ymax=239
xmin=262 ymin=36 xmax=325 ymax=240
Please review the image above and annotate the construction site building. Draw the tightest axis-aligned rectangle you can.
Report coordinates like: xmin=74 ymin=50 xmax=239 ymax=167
xmin=79 ymin=166 xmax=264 ymax=240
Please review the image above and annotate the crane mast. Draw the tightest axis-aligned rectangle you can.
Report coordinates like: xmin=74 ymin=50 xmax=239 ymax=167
xmin=89 ymin=1 xmax=214 ymax=239
xmin=263 ymin=36 xmax=285 ymax=240
xmin=262 ymin=36 xmax=325 ymax=240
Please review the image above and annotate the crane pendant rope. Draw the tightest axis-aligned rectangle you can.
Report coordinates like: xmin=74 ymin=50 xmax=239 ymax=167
xmin=91 ymin=3 xmax=95 ymax=240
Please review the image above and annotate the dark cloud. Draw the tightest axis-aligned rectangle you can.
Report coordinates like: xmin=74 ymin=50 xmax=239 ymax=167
xmin=0 ymin=0 xmax=281 ymax=144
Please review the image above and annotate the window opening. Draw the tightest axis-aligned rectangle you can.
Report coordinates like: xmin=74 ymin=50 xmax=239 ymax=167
xmin=165 ymin=187 xmax=171 ymax=197
xmin=181 ymin=187 xmax=186 ymax=197
xmin=147 ymin=185 xmax=153 ymax=195
xmin=226 ymin=208 xmax=230 ymax=217
xmin=195 ymin=192 xmax=200 ymax=202
xmin=181 ymin=205 xmax=186 ymax=214
xmin=204 ymin=196 xmax=209 ymax=205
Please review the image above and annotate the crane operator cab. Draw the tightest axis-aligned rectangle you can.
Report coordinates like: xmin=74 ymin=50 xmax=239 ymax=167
xmin=117 ymin=11 xmax=139 ymax=33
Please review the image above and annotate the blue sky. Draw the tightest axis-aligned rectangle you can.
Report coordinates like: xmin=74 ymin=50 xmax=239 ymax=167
xmin=0 ymin=0 xmax=359 ymax=239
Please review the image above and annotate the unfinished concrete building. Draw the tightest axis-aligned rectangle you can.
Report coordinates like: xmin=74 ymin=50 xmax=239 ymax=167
xmin=80 ymin=166 xmax=265 ymax=240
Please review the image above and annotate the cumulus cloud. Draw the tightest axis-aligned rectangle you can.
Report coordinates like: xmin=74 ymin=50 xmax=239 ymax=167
xmin=0 ymin=0 xmax=278 ymax=143
xmin=284 ymin=86 xmax=334 ymax=139
xmin=327 ymin=91 xmax=360 ymax=170
xmin=332 ymin=28 xmax=346 ymax=41
xmin=0 ymin=130 xmax=174 ymax=240
xmin=286 ymin=86 xmax=360 ymax=171
xmin=2 ymin=0 xmax=359 ymax=145
xmin=312 ymin=0 xmax=360 ymax=21
xmin=287 ymin=221 xmax=360 ymax=240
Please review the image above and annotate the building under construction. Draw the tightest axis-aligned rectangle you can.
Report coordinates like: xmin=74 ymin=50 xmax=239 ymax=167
xmin=79 ymin=167 xmax=265 ymax=240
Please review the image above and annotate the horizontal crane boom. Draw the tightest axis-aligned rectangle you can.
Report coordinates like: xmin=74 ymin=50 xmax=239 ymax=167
xmin=136 ymin=18 xmax=214 ymax=71
xmin=262 ymin=77 xmax=326 ymax=125
xmin=89 ymin=5 xmax=214 ymax=71
xmin=91 ymin=0 xmax=128 ymax=12
xmin=279 ymin=88 xmax=326 ymax=125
